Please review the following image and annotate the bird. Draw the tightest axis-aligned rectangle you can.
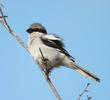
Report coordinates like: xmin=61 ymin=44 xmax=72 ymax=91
xmin=26 ymin=23 xmax=100 ymax=82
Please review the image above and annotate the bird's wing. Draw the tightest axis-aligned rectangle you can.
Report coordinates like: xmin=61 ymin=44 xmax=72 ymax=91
xmin=40 ymin=33 xmax=75 ymax=62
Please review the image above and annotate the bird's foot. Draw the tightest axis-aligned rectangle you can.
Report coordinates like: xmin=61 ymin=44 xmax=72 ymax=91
xmin=45 ymin=68 xmax=52 ymax=80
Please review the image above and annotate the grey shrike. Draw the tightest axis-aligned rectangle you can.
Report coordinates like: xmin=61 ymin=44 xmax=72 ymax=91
xmin=26 ymin=23 xmax=100 ymax=82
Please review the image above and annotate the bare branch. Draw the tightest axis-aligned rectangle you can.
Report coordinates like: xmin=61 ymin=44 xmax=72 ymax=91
xmin=0 ymin=7 xmax=61 ymax=100
xmin=0 ymin=15 xmax=7 ymax=18
xmin=39 ymin=48 xmax=46 ymax=64
xmin=77 ymin=83 xmax=90 ymax=100
xmin=39 ymin=48 xmax=62 ymax=100
xmin=0 ymin=8 xmax=12 ymax=32
xmin=0 ymin=8 xmax=28 ymax=51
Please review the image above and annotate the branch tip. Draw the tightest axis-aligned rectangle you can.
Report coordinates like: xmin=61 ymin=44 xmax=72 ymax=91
xmin=77 ymin=83 xmax=90 ymax=100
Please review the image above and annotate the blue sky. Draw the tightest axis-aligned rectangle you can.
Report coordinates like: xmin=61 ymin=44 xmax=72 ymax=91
xmin=0 ymin=0 xmax=110 ymax=100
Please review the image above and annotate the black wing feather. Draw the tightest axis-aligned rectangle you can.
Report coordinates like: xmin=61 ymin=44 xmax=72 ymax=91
xmin=40 ymin=37 xmax=75 ymax=62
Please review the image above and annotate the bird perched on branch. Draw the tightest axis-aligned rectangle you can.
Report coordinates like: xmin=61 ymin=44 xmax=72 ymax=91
xmin=27 ymin=23 xmax=100 ymax=82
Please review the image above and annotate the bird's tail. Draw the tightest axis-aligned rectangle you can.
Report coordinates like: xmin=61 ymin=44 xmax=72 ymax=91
xmin=64 ymin=60 xmax=100 ymax=82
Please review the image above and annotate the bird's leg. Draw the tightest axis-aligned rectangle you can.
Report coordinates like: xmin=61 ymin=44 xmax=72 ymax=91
xmin=45 ymin=68 xmax=51 ymax=75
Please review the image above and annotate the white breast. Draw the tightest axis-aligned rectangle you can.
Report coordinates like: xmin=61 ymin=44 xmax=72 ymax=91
xmin=28 ymin=37 xmax=65 ymax=69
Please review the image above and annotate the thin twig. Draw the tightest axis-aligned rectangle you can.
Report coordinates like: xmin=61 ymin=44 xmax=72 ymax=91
xmin=0 ymin=8 xmax=12 ymax=32
xmin=39 ymin=48 xmax=45 ymax=63
xmin=0 ymin=15 xmax=7 ymax=18
xmin=39 ymin=48 xmax=62 ymax=100
xmin=0 ymin=8 xmax=28 ymax=51
xmin=77 ymin=83 xmax=90 ymax=100
xmin=0 ymin=7 xmax=61 ymax=100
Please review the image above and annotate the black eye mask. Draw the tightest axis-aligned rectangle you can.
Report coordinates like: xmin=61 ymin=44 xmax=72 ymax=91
xmin=26 ymin=28 xmax=47 ymax=34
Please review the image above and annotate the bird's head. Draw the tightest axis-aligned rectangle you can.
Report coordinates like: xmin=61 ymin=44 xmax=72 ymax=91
xmin=26 ymin=23 xmax=47 ymax=34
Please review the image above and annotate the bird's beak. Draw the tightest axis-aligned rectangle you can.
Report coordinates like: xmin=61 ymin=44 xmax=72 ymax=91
xmin=26 ymin=28 xmax=31 ymax=33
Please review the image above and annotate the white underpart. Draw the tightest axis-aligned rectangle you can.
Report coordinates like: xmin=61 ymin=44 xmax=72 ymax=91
xmin=28 ymin=32 xmax=66 ymax=69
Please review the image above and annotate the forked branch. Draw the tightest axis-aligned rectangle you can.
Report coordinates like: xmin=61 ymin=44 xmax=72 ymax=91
xmin=77 ymin=83 xmax=91 ymax=100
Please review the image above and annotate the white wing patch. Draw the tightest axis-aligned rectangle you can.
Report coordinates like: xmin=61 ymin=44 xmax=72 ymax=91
xmin=44 ymin=33 xmax=62 ymax=41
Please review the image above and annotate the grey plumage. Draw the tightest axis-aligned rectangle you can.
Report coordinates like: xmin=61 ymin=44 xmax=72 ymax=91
xmin=27 ymin=23 xmax=47 ymax=34
xmin=28 ymin=23 xmax=46 ymax=31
